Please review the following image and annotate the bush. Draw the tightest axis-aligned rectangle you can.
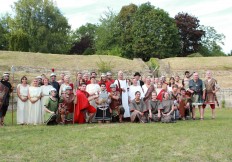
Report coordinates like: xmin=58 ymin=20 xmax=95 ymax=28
xmin=96 ymin=56 xmax=114 ymax=73
xmin=187 ymin=53 xmax=203 ymax=57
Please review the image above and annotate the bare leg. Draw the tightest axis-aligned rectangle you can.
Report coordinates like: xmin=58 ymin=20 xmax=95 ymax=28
xmin=98 ymin=120 xmax=102 ymax=124
xmin=61 ymin=115 xmax=65 ymax=124
xmin=88 ymin=113 xmax=95 ymax=123
xmin=212 ymin=108 xmax=215 ymax=119
xmin=106 ymin=121 xmax=110 ymax=123
xmin=119 ymin=114 xmax=123 ymax=123
xmin=199 ymin=106 xmax=204 ymax=120
xmin=192 ymin=106 xmax=196 ymax=119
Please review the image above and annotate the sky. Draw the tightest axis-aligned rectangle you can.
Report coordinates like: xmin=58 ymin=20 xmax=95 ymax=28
xmin=0 ymin=0 xmax=231 ymax=53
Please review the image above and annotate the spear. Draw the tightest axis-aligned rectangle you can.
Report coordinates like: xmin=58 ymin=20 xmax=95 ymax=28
xmin=11 ymin=65 xmax=15 ymax=125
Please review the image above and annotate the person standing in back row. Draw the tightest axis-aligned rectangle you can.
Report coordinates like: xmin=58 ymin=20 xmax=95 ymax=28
xmin=203 ymin=71 xmax=220 ymax=119
xmin=188 ymin=72 xmax=206 ymax=120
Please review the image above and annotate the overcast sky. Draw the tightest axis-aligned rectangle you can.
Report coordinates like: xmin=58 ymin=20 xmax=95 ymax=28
xmin=0 ymin=0 xmax=231 ymax=53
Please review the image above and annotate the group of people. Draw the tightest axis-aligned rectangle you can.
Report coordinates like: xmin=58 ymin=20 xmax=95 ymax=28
xmin=0 ymin=69 xmax=219 ymax=126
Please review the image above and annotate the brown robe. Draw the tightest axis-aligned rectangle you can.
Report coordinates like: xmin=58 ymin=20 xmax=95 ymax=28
xmin=178 ymin=95 xmax=189 ymax=118
xmin=204 ymin=78 xmax=218 ymax=104
xmin=143 ymin=85 xmax=155 ymax=107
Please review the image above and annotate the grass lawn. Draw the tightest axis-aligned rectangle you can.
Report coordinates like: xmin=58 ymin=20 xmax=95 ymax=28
xmin=1 ymin=108 xmax=232 ymax=162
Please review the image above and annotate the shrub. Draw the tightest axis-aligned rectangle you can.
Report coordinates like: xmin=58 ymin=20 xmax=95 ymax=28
xmin=96 ymin=56 xmax=114 ymax=73
xmin=187 ymin=53 xmax=203 ymax=57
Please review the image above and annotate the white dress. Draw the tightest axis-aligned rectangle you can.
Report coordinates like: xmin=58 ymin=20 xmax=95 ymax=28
xmin=114 ymin=79 xmax=130 ymax=118
xmin=129 ymin=85 xmax=144 ymax=101
xmin=16 ymin=84 xmax=29 ymax=124
xmin=142 ymin=84 xmax=148 ymax=94
xmin=28 ymin=86 xmax=42 ymax=125
xmin=41 ymin=85 xmax=53 ymax=122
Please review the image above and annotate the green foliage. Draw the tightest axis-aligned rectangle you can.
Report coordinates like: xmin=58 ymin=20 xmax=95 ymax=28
xmin=187 ymin=53 xmax=203 ymax=57
xmin=96 ymin=56 xmax=114 ymax=73
xmin=199 ymin=25 xmax=226 ymax=56
xmin=221 ymin=100 xmax=226 ymax=108
xmin=147 ymin=58 xmax=159 ymax=70
xmin=0 ymin=16 xmax=10 ymax=50
xmin=131 ymin=3 xmax=180 ymax=61
xmin=6 ymin=0 xmax=71 ymax=54
xmin=95 ymin=9 xmax=120 ymax=52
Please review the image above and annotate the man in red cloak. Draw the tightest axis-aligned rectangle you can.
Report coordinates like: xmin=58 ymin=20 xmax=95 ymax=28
xmin=74 ymin=83 xmax=97 ymax=123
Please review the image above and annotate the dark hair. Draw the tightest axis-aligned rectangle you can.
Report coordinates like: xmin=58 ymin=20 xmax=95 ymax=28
xmin=91 ymin=71 xmax=96 ymax=75
xmin=168 ymin=77 xmax=175 ymax=87
xmin=180 ymin=88 xmax=186 ymax=91
xmin=152 ymin=91 xmax=157 ymax=95
xmin=172 ymin=84 xmax=178 ymax=89
xmin=80 ymin=82 xmax=87 ymax=86
xmin=185 ymin=71 xmax=190 ymax=75
xmin=90 ymin=76 xmax=96 ymax=80
xmin=21 ymin=76 xmax=27 ymax=83
xmin=135 ymin=91 xmax=141 ymax=95
xmin=100 ymin=83 xmax=106 ymax=87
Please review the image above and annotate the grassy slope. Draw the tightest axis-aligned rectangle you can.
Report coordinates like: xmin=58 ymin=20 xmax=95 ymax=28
xmin=1 ymin=51 xmax=232 ymax=88
xmin=1 ymin=109 xmax=232 ymax=161
xmin=0 ymin=51 xmax=147 ymax=73
xmin=162 ymin=57 xmax=232 ymax=70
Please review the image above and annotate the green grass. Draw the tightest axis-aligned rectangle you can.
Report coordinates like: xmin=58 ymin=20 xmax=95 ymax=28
xmin=1 ymin=108 xmax=232 ymax=161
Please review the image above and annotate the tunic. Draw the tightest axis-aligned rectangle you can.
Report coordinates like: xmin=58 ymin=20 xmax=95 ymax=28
xmin=130 ymin=99 xmax=148 ymax=122
xmin=148 ymin=100 xmax=160 ymax=122
xmin=41 ymin=85 xmax=53 ymax=122
xmin=28 ymin=86 xmax=42 ymax=125
xmin=178 ymin=95 xmax=189 ymax=118
xmin=204 ymin=78 xmax=218 ymax=104
xmin=0 ymin=80 xmax=12 ymax=117
xmin=159 ymin=99 xmax=174 ymax=123
xmin=44 ymin=97 xmax=58 ymax=124
xmin=114 ymin=79 xmax=130 ymax=118
xmin=189 ymin=79 xmax=205 ymax=106
xmin=16 ymin=84 xmax=29 ymax=124
xmin=59 ymin=93 xmax=74 ymax=121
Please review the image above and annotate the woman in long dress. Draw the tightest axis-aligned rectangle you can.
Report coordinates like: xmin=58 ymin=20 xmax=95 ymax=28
xmin=114 ymin=71 xmax=130 ymax=118
xmin=41 ymin=78 xmax=53 ymax=122
xmin=16 ymin=76 xmax=29 ymax=125
xmin=28 ymin=78 xmax=42 ymax=125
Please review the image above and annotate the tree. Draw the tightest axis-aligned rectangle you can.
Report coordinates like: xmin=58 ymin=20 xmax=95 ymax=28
xmin=175 ymin=12 xmax=204 ymax=56
xmin=199 ymin=25 xmax=225 ymax=56
xmin=69 ymin=23 xmax=97 ymax=54
xmin=0 ymin=16 xmax=10 ymax=50
xmin=95 ymin=9 xmax=120 ymax=55
xmin=8 ymin=0 xmax=71 ymax=53
xmin=131 ymin=3 xmax=180 ymax=61
xmin=117 ymin=3 xmax=138 ymax=58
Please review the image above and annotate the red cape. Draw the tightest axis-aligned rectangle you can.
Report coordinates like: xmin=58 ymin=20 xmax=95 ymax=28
xmin=74 ymin=90 xmax=91 ymax=123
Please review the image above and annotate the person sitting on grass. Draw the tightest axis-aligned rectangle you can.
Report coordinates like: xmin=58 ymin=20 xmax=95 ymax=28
xmin=159 ymin=92 xmax=176 ymax=123
xmin=58 ymin=86 xmax=75 ymax=124
xmin=109 ymin=84 xmax=125 ymax=123
xmin=148 ymin=91 xmax=161 ymax=122
xmin=178 ymin=88 xmax=190 ymax=120
xmin=130 ymin=91 xmax=148 ymax=123
xmin=74 ymin=83 xmax=97 ymax=124
xmin=95 ymin=83 xmax=111 ymax=124
xmin=44 ymin=88 xmax=58 ymax=125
